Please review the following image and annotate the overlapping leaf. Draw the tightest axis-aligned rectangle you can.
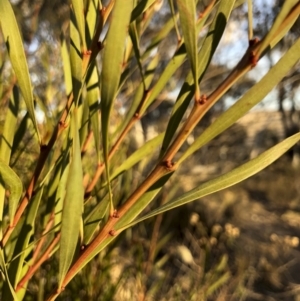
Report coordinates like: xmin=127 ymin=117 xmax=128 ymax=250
xmin=0 ymin=0 xmax=40 ymax=141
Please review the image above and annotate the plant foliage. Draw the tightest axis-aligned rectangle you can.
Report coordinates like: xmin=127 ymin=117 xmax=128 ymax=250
xmin=0 ymin=0 xmax=299 ymax=300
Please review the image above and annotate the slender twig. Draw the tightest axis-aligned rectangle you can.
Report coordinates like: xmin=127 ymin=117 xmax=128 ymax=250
xmin=0 ymin=93 xmax=73 ymax=247
xmin=31 ymin=212 xmax=55 ymax=264
xmin=85 ymin=89 xmax=151 ymax=197
xmin=16 ymin=233 xmax=61 ymax=292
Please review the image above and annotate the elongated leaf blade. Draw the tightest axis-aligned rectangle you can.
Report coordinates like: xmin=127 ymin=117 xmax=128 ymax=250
xmin=130 ymin=133 xmax=300 ymax=225
xmin=0 ymin=86 xmax=19 ymax=162
xmin=83 ymin=194 xmax=110 ymax=245
xmin=0 ymin=86 xmax=20 ymax=220
xmin=177 ymin=0 xmax=199 ymax=98
xmin=131 ymin=0 xmax=157 ymax=22
xmin=101 ymin=0 xmax=133 ymax=161
xmin=54 ymin=150 xmax=70 ymax=229
xmin=0 ymin=0 xmax=40 ymax=141
xmin=70 ymin=12 xmax=83 ymax=105
xmin=160 ymin=0 xmax=235 ymax=156
xmin=71 ymin=0 xmax=86 ymax=51
xmin=87 ymin=65 xmax=101 ymax=162
xmin=58 ymin=110 xmax=84 ymax=289
xmin=1 ymin=187 xmax=43 ymax=299
xmin=0 ymin=159 xmax=22 ymax=226
xmin=0 ymin=250 xmax=19 ymax=301
xmin=101 ymin=0 xmax=133 ymax=211
xmin=60 ymin=33 xmax=72 ymax=96
xmin=180 ymin=37 xmax=300 ymax=163
xmin=257 ymin=0 xmax=299 ymax=56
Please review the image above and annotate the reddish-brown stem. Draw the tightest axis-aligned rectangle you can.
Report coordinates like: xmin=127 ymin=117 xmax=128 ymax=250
xmin=49 ymin=163 xmax=171 ymax=297
xmin=199 ymin=0 xmax=216 ymax=20
xmin=1 ymin=92 xmax=73 ymax=247
xmin=1 ymin=76 xmax=17 ymax=107
xmin=31 ymin=212 xmax=55 ymax=264
xmin=16 ymin=233 xmax=61 ymax=292
xmin=145 ymin=194 xmax=166 ymax=277
xmin=85 ymin=90 xmax=151 ymax=197
xmin=84 ymin=163 xmax=104 ymax=198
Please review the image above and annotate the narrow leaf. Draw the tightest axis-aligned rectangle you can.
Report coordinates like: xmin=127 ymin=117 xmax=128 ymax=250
xmin=0 ymin=159 xmax=22 ymax=226
xmin=257 ymin=0 xmax=299 ymax=56
xmin=177 ymin=0 xmax=199 ymax=98
xmin=58 ymin=110 xmax=84 ymax=289
xmin=160 ymin=0 xmax=235 ymax=156
xmin=2 ymin=187 xmax=43 ymax=298
xmin=101 ymin=0 xmax=133 ymax=211
xmin=0 ymin=250 xmax=19 ymax=301
xmin=131 ymin=0 xmax=157 ymax=22
xmin=101 ymin=0 xmax=133 ymax=155
xmin=83 ymin=194 xmax=110 ymax=245
xmin=60 ymin=33 xmax=72 ymax=96
xmin=0 ymin=86 xmax=19 ymax=162
xmin=129 ymin=133 xmax=300 ymax=226
xmin=70 ymin=11 xmax=83 ymax=105
xmin=71 ymin=0 xmax=86 ymax=51
xmin=0 ymin=0 xmax=40 ymax=141
xmin=87 ymin=64 xmax=101 ymax=162
xmin=180 ymin=37 xmax=300 ymax=163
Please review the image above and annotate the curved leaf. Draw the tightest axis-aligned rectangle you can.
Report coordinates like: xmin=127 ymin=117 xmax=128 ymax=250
xmin=257 ymin=0 xmax=299 ymax=56
xmin=131 ymin=0 xmax=157 ymax=22
xmin=83 ymin=194 xmax=110 ymax=245
xmin=116 ymin=54 xmax=159 ymax=137
xmin=70 ymin=11 xmax=83 ymax=105
xmin=60 ymin=33 xmax=72 ymax=96
xmin=0 ymin=0 xmax=40 ymax=141
xmin=128 ymin=133 xmax=300 ymax=226
xmin=0 ymin=250 xmax=19 ymax=301
xmin=0 ymin=159 xmax=22 ymax=226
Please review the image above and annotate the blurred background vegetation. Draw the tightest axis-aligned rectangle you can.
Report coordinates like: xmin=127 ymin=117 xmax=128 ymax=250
xmin=1 ymin=0 xmax=300 ymax=300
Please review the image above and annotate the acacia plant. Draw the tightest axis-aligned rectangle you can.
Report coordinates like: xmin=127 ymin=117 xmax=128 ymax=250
xmin=0 ymin=0 xmax=300 ymax=300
